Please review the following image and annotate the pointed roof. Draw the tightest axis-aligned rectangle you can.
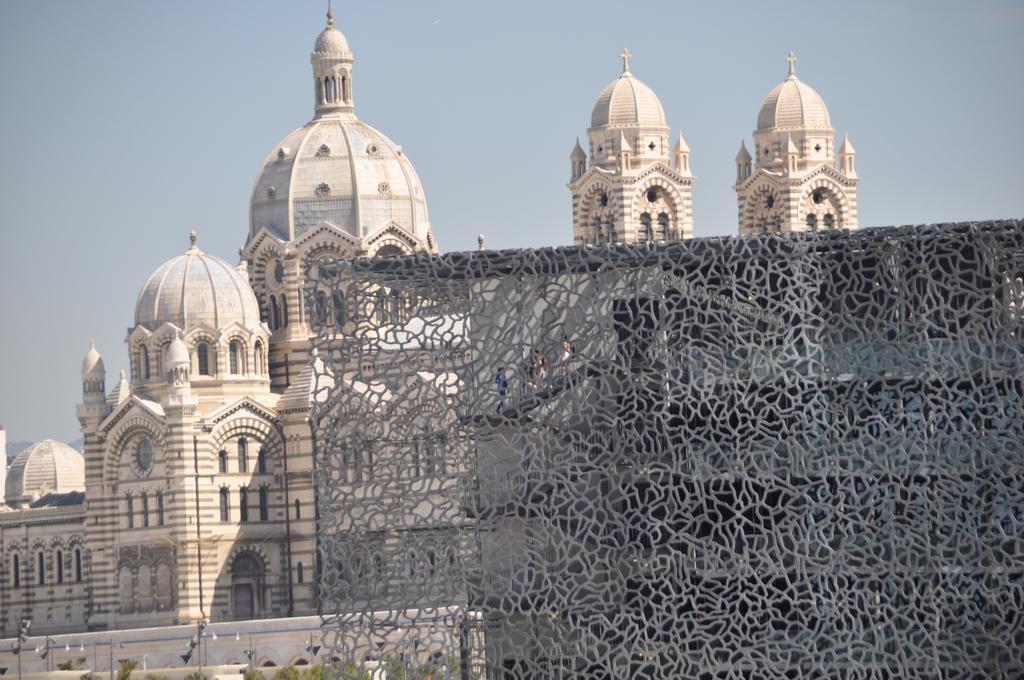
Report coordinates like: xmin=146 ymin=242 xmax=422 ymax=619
xmin=618 ymin=131 xmax=632 ymax=153
xmin=570 ymin=138 xmax=586 ymax=160
xmin=735 ymin=141 xmax=752 ymax=163
xmin=673 ymin=131 xmax=690 ymax=153
xmin=106 ymin=370 xmax=131 ymax=407
xmin=82 ymin=341 xmax=104 ymax=376
xmin=839 ymin=132 xmax=856 ymax=154
xmin=786 ymin=133 xmax=799 ymax=155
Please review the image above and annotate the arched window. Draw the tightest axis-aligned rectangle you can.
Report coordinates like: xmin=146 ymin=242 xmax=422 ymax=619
xmin=280 ymin=295 xmax=288 ymax=328
xmin=806 ymin=213 xmax=818 ymax=229
xmin=656 ymin=213 xmax=669 ymax=240
xmin=239 ymin=487 xmax=249 ymax=522
xmin=127 ymin=494 xmax=134 ymax=529
xmin=36 ymin=552 xmax=44 ymax=585
xmin=315 ymin=183 xmax=331 ymax=198
xmin=332 ymin=291 xmax=347 ymax=327
xmin=140 ymin=346 xmax=149 ymax=380
xmin=229 ymin=340 xmax=243 ymax=374
xmin=157 ymin=491 xmax=165 ymax=526
xmin=74 ymin=548 xmax=82 ymax=582
xmin=56 ymin=550 xmax=64 ymax=583
xmin=196 ymin=343 xmax=211 ymax=376
xmin=220 ymin=488 xmax=230 ymax=522
xmin=141 ymin=492 xmax=150 ymax=527
xmin=254 ymin=341 xmax=265 ymax=375
xmin=270 ymin=297 xmax=280 ymax=330
xmin=640 ymin=213 xmax=653 ymax=241
xmin=297 ymin=562 xmax=304 ymax=584
xmin=823 ymin=213 xmax=835 ymax=228
xmin=219 ymin=449 xmax=228 ymax=473
xmin=259 ymin=487 xmax=269 ymax=522
xmin=12 ymin=554 xmax=20 ymax=587
xmin=316 ymin=144 xmax=331 ymax=157
xmin=342 ymin=75 xmax=348 ymax=102
xmin=294 ymin=498 xmax=301 ymax=520
xmin=257 ymin=448 xmax=267 ymax=474
xmin=238 ymin=438 xmax=248 ymax=473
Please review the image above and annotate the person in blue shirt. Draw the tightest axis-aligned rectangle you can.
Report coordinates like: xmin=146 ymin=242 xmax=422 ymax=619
xmin=495 ymin=368 xmax=508 ymax=413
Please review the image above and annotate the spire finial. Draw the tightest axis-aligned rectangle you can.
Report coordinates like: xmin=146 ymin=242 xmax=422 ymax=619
xmin=478 ymin=234 xmax=485 ymax=251
xmin=326 ymin=1 xmax=334 ymax=25
xmin=620 ymin=48 xmax=632 ymax=74
xmin=786 ymin=51 xmax=797 ymax=78
xmin=189 ymin=230 xmax=197 ymax=248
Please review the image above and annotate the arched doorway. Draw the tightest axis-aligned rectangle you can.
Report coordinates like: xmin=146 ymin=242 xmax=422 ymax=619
xmin=231 ymin=552 xmax=265 ymax=620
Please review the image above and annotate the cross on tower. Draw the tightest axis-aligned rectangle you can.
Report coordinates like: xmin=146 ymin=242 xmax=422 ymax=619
xmin=786 ymin=51 xmax=797 ymax=77
xmin=620 ymin=48 xmax=632 ymax=73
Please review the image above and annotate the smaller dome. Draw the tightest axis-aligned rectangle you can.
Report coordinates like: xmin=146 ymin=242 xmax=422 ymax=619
xmin=756 ymin=55 xmax=832 ymax=131
xmin=591 ymin=71 xmax=667 ymax=129
xmin=82 ymin=341 xmax=104 ymax=375
xmin=5 ymin=440 xmax=85 ymax=506
xmin=166 ymin=335 xmax=189 ymax=367
xmin=134 ymin=233 xmax=262 ymax=333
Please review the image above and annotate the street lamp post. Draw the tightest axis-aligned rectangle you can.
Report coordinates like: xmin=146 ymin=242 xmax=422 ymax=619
xmin=14 ymin=617 xmax=30 ymax=680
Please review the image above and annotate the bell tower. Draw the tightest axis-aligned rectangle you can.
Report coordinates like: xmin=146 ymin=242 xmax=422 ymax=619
xmin=569 ymin=50 xmax=694 ymax=245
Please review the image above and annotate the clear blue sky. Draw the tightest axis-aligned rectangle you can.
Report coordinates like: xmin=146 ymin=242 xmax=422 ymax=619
xmin=1 ymin=0 xmax=1022 ymax=444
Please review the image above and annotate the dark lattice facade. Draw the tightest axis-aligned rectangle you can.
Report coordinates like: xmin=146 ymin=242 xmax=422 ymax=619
xmin=310 ymin=220 xmax=1024 ymax=679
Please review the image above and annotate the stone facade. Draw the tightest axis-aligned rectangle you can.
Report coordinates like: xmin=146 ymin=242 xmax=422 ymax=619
xmin=0 ymin=9 xmax=434 ymax=646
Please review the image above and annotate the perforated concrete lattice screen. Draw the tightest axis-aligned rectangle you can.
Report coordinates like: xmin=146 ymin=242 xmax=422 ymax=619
xmin=309 ymin=220 xmax=1024 ymax=679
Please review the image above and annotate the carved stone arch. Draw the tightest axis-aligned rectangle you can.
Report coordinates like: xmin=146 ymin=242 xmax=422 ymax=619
xmin=225 ymin=545 xmax=271 ymax=574
xmin=801 ymin=177 xmax=851 ymax=228
xmin=106 ymin=416 xmax=166 ymax=484
xmin=251 ymin=240 xmax=286 ymax=290
xmin=630 ymin=175 xmax=684 ymax=239
xmin=368 ymin=239 xmax=410 ymax=258
xmin=578 ymin=180 xmax=615 ymax=218
xmin=365 ymin=222 xmax=419 ymax=252
xmin=742 ymin=180 xmax=785 ymax=234
xmin=209 ymin=413 xmax=282 ymax=471
xmin=294 ymin=221 xmax=360 ymax=260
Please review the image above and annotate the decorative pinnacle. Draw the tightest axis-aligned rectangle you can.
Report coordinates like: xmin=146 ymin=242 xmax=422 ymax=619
xmin=326 ymin=1 xmax=334 ymax=26
xmin=478 ymin=234 xmax=485 ymax=251
xmin=620 ymin=48 xmax=632 ymax=74
xmin=189 ymin=230 xmax=198 ymax=248
xmin=786 ymin=51 xmax=797 ymax=78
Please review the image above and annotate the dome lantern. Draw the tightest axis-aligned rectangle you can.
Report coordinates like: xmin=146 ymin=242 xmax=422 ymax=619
xmin=311 ymin=7 xmax=354 ymax=117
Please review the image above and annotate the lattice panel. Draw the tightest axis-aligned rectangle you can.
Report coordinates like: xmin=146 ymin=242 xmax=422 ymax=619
xmin=310 ymin=220 xmax=1024 ymax=679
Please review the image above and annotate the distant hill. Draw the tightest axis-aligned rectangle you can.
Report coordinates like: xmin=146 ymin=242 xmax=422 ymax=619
xmin=5 ymin=437 xmax=83 ymax=464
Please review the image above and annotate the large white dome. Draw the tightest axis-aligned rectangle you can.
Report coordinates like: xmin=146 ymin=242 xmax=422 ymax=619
xmin=590 ymin=71 xmax=667 ymax=129
xmin=249 ymin=117 xmax=431 ymax=245
xmin=134 ymin=235 xmax=262 ymax=332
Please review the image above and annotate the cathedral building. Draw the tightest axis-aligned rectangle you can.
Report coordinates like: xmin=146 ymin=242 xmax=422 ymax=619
xmin=0 ymin=8 xmax=434 ymax=650
xmin=569 ymin=49 xmax=694 ymax=245
xmin=734 ymin=53 xmax=859 ymax=235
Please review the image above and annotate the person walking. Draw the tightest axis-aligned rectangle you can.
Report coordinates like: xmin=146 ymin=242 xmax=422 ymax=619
xmin=495 ymin=368 xmax=508 ymax=412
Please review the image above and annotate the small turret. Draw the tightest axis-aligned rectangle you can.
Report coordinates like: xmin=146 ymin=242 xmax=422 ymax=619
xmin=785 ymin=133 xmax=799 ymax=174
xmin=81 ymin=341 xmax=106 ymax=405
xmin=735 ymin=141 xmax=752 ymax=183
xmin=838 ymin=132 xmax=857 ymax=178
xmin=163 ymin=334 xmax=195 ymax=408
xmin=672 ymin=132 xmax=691 ymax=176
xmin=618 ymin=131 xmax=632 ymax=172
xmin=570 ymin=138 xmax=587 ymax=181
